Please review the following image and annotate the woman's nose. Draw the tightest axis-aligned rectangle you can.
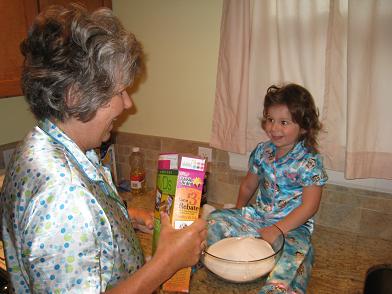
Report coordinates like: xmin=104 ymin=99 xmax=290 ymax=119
xmin=122 ymin=91 xmax=133 ymax=109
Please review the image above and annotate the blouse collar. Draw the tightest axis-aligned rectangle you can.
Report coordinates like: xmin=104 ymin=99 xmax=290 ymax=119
xmin=38 ymin=119 xmax=102 ymax=182
xmin=264 ymin=140 xmax=307 ymax=164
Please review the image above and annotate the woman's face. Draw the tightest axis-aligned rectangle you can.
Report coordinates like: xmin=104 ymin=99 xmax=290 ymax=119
xmin=88 ymin=89 xmax=133 ymax=148
xmin=264 ymin=104 xmax=303 ymax=157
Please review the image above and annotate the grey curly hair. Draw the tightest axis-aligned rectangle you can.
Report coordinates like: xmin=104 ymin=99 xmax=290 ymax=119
xmin=20 ymin=3 xmax=143 ymax=122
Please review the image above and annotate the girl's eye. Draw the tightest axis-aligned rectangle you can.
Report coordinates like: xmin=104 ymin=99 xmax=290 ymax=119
xmin=281 ymin=120 xmax=289 ymax=126
xmin=266 ymin=117 xmax=274 ymax=123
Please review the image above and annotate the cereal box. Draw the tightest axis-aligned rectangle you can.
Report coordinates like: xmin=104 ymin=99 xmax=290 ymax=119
xmin=152 ymin=153 xmax=206 ymax=293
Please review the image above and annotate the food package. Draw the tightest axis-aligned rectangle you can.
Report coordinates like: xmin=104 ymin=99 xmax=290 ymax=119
xmin=152 ymin=153 xmax=206 ymax=293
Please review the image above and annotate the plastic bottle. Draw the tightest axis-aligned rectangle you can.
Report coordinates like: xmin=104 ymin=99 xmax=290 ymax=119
xmin=129 ymin=147 xmax=146 ymax=195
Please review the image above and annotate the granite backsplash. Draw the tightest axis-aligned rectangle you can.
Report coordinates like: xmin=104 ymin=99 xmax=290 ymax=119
xmin=1 ymin=132 xmax=392 ymax=241
xmin=112 ymin=131 xmax=392 ymax=242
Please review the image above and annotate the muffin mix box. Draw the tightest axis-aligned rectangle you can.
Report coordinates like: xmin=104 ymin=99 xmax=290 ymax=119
xmin=152 ymin=153 xmax=206 ymax=293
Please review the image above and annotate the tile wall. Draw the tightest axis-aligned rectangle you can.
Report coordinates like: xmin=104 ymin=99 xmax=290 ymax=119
xmin=113 ymin=131 xmax=392 ymax=241
xmin=1 ymin=132 xmax=391 ymax=241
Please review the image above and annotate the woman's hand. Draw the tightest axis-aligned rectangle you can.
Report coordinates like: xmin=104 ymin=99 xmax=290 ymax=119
xmin=106 ymin=213 xmax=207 ymax=294
xmin=128 ymin=208 xmax=154 ymax=234
xmin=154 ymin=212 xmax=207 ymax=272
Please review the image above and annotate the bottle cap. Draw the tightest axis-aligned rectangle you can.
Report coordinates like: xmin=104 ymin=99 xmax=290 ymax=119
xmin=132 ymin=147 xmax=140 ymax=152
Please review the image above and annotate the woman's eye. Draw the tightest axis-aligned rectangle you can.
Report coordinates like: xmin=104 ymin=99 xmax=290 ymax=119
xmin=118 ymin=89 xmax=127 ymax=97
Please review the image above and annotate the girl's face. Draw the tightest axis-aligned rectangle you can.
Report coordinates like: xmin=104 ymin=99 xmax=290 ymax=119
xmin=264 ymin=104 xmax=304 ymax=158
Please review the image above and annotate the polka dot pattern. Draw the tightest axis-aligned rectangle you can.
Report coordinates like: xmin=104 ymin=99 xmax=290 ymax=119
xmin=1 ymin=119 xmax=144 ymax=293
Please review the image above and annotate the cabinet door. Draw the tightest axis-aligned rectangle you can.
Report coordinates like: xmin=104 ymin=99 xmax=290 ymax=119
xmin=0 ymin=0 xmax=112 ymax=98
xmin=39 ymin=0 xmax=112 ymax=12
xmin=0 ymin=0 xmax=37 ymax=98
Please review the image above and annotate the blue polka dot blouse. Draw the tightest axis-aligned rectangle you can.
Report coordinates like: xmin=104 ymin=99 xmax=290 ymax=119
xmin=0 ymin=119 xmax=144 ymax=293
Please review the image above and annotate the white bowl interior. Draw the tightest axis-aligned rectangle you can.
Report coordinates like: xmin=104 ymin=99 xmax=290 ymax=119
xmin=202 ymin=236 xmax=281 ymax=283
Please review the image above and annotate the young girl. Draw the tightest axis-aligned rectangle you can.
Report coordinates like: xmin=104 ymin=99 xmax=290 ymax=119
xmin=207 ymin=83 xmax=328 ymax=293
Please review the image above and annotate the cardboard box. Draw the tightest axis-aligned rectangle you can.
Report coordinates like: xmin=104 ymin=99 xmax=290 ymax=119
xmin=152 ymin=153 xmax=206 ymax=293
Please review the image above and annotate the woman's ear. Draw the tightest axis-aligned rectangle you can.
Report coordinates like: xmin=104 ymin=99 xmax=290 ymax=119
xmin=300 ymin=129 xmax=307 ymax=135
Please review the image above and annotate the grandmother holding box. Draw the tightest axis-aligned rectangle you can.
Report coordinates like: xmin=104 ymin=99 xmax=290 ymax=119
xmin=0 ymin=4 xmax=206 ymax=293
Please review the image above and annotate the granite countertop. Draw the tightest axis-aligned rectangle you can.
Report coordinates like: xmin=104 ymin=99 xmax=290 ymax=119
xmin=123 ymin=190 xmax=392 ymax=294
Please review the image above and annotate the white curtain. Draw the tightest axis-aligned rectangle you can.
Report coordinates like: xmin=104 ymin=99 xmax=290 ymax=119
xmin=210 ymin=0 xmax=392 ymax=179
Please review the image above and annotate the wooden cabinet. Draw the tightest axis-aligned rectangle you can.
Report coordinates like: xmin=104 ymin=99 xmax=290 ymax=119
xmin=39 ymin=0 xmax=112 ymax=12
xmin=0 ymin=0 xmax=112 ymax=98
xmin=0 ymin=0 xmax=37 ymax=98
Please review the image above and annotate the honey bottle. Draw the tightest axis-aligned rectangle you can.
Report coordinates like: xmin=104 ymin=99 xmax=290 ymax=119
xmin=129 ymin=147 xmax=146 ymax=195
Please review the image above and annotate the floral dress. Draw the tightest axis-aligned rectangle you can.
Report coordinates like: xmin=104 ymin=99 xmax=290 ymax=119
xmin=0 ymin=119 xmax=144 ymax=293
xmin=207 ymin=141 xmax=328 ymax=294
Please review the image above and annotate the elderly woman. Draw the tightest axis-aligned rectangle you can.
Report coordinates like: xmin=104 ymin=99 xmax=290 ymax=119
xmin=0 ymin=4 xmax=206 ymax=293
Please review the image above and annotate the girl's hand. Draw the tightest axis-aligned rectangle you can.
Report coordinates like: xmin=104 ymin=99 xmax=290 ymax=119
xmin=128 ymin=208 xmax=154 ymax=234
xmin=258 ymin=225 xmax=282 ymax=245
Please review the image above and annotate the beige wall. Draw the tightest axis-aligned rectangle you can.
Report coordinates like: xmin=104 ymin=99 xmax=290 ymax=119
xmin=0 ymin=96 xmax=35 ymax=145
xmin=0 ymin=0 xmax=222 ymax=145
xmin=112 ymin=0 xmax=222 ymax=142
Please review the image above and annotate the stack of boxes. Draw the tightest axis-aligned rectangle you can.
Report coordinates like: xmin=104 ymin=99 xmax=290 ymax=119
xmin=152 ymin=153 xmax=206 ymax=293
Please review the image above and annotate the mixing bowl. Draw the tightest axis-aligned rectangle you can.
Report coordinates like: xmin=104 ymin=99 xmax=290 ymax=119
xmin=201 ymin=224 xmax=284 ymax=283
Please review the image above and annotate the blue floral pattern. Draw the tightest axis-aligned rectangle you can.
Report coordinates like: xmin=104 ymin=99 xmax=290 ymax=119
xmin=249 ymin=140 xmax=327 ymax=233
xmin=207 ymin=140 xmax=328 ymax=293
xmin=0 ymin=119 xmax=144 ymax=293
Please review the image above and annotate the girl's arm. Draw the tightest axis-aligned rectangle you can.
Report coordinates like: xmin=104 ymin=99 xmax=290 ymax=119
xmin=236 ymin=172 xmax=259 ymax=208
xmin=274 ymin=184 xmax=322 ymax=234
